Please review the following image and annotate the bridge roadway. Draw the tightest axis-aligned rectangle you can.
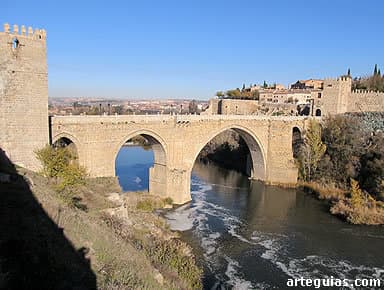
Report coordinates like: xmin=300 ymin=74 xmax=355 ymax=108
xmin=51 ymin=114 xmax=310 ymax=204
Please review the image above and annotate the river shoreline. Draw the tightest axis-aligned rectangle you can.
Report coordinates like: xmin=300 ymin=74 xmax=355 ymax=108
xmin=300 ymin=182 xmax=384 ymax=225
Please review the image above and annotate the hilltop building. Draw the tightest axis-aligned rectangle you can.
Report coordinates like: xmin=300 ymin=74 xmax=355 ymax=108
xmin=291 ymin=79 xmax=323 ymax=90
xmin=205 ymin=76 xmax=384 ymax=116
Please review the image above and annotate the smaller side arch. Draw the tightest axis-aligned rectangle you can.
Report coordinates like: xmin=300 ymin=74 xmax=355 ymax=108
xmin=292 ymin=126 xmax=303 ymax=159
xmin=113 ymin=129 xmax=168 ymax=167
xmin=52 ymin=132 xmax=83 ymax=165
xmin=114 ymin=129 xmax=169 ymax=198
xmin=315 ymin=109 xmax=322 ymax=116
xmin=52 ymin=132 xmax=82 ymax=149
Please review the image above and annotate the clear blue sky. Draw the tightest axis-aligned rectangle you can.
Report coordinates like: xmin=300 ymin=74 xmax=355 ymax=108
xmin=2 ymin=0 xmax=383 ymax=99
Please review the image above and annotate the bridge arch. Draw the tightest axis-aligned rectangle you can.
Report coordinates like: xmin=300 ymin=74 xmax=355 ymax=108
xmin=292 ymin=126 xmax=303 ymax=159
xmin=113 ymin=129 xmax=168 ymax=166
xmin=52 ymin=132 xmax=81 ymax=155
xmin=114 ymin=129 xmax=168 ymax=195
xmin=190 ymin=124 xmax=267 ymax=181
xmin=50 ymin=132 xmax=84 ymax=168
xmin=52 ymin=132 xmax=81 ymax=148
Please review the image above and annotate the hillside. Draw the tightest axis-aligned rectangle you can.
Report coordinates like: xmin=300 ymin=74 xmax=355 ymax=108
xmin=0 ymin=154 xmax=201 ymax=289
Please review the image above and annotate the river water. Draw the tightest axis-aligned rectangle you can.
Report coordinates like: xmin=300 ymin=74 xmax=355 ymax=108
xmin=116 ymin=146 xmax=384 ymax=289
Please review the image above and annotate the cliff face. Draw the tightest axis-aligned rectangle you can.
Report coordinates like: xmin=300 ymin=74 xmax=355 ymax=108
xmin=345 ymin=112 xmax=384 ymax=132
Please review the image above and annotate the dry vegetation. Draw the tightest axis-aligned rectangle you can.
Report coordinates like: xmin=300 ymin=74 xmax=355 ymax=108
xmin=296 ymin=115 xmax=384 ymax=225
xmin=0 ymin=163 xmax=202 ymax=289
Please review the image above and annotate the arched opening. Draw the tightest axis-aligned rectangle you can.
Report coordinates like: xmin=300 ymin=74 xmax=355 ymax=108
xmin=292 ymin=127 xmax=303 ymax=159
xmin=191 ymin=128 xmax=266 ymax=196
xmin=315 ymin=109 xmax=321 ymax=116
xmin=115 ymin=133 xmax=166 ymax=193
xmin=53 ymin=137 xmax=79 ymax=162
xmin=298 ymin=104 xmax=310 ymax=116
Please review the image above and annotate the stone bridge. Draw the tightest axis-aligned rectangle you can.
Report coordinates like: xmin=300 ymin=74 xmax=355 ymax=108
xmin=51 ymin=114 xmax=310 ymax=204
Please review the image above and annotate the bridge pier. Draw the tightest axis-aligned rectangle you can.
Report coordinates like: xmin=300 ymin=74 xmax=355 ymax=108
xmin=149 ymin=163 xmax=167 ymax=197
xmin=149 ymin=165 xmax=191 ymax=204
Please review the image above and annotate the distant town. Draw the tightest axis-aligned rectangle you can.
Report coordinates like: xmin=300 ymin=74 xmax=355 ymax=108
xmin=49 ymin=98 xmax=209 ymax=115
xmin=49 ymin=65 xmax=384 ymax=117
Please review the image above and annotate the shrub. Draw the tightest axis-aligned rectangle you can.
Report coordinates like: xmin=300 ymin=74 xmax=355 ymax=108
xmin=163 ymin=197 xmax=173 ymax=205
xmin=35 ymin=145 xmax=87 ymax=207
xmin=136 ymin=198 xmax=156 ymax=212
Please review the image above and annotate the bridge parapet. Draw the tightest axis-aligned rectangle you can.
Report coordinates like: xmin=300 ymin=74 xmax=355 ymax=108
xmin=51 ymin=114 xmax=314 ymax=124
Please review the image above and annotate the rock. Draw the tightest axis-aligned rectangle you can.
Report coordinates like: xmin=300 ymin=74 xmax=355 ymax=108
xmin=106 ymin=192 xmax=123 ymax=205
xmin=163 ymin=204 xmax=173 ymax=209
xmin=153 ymin=269 xmax=164 ymax=285
xmin=104 ymin=205 xmax=129 ymax=220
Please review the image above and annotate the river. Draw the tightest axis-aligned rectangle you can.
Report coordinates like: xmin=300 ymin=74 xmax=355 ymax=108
xmin=116 ymin=146 xmax=384 ymax=289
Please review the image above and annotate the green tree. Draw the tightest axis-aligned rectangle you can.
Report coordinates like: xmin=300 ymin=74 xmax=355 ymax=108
xmin=226 ymin=89 xmax=241 ymax=98
xmin=188 ymin=100 xmax=198 ymax=114
xmin=35 ymin=145 xmax=87 ymax=206
xmin=113 ymin=105 xmax=124 ymax=115
xmin=319 ymin=115 xmax=366 ymax=186
xmin=359 ymin=132 xmax=384 ymax=199
xmin=215 ymin=91 xmax=225 ymax=98
xmin=263 ymin=80 xmax=268 ymax=88
xmin=347 ymin=68 xmax=351 ymax=76
xmin=374 ymin=64 xmax=378 ymax=76
xmin=301 ymin=120 xmax=326 ymax=181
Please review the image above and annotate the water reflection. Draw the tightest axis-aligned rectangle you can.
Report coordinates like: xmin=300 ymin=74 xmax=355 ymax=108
xmin=115 ymin=146 xmax=154 ymax=191
xmin=174 ymin=162 xmax=384 ymax=289
xmin=115 ymin=148 xmax=384 ymax=289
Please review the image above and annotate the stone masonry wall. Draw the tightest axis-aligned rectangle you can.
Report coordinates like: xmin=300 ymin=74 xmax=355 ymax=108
xmin=51 ymin=115 xmax=309 ymax=203
xmin=0 ymin=23 xmax=48 ymax=170
xmin=348 ymin=90 xmax=384 ymax=112
xmin=204 ymin=98 xmax=261 ymax=115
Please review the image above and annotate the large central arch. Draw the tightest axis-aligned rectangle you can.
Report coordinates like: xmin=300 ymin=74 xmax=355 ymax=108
xmin=190 ymin=125 xmax=267 ymax=181
xmin=114 ymin=129 xmax=168 ymax=195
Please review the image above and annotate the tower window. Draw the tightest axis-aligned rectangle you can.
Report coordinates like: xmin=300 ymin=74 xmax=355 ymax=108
xmin=12 ymin=38 xmax=19 ymax=49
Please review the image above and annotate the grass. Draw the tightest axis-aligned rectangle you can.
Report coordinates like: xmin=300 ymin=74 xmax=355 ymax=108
xmin=300 ymin=181 xmax=384 ymax=225
xmin=299 ymin=181 xmax=346 ymax=201
xmin=136 ymin=196 xmax=174 ymax=212
xmin=3 ymin=168 xmax=202 ymax=289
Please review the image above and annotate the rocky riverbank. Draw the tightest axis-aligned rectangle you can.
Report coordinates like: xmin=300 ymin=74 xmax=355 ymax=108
xmin=0 ymin=166 xmax=202 ymax=289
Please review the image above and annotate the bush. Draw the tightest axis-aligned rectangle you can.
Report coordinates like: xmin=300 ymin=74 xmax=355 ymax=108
xmin=163 ymin=197 xmax=173 ymax=205
xmin=144 ymin=238 xmax=202 ymax=289
xmin=136 ymin=199 xmax=156 ymax=212
xmin=35 ymin=145 xmax=87 ymax=206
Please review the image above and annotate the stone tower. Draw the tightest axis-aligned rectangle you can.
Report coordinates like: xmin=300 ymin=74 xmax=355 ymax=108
xmin=322 ymin=76 xmax=352 ymax=115
xmin=0 ymin=23 xmax=48 ymax=170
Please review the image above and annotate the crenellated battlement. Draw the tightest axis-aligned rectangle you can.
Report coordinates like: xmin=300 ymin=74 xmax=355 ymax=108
xmin=338 ymin=76 xmax=352 ymax=82
xmin=323 ymin=76 xmax=351 ymax=82
xmin=2 ymin=23 xmax=46 ymax=40
xmin=352 ymin=89 xmax=384 ymax=95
